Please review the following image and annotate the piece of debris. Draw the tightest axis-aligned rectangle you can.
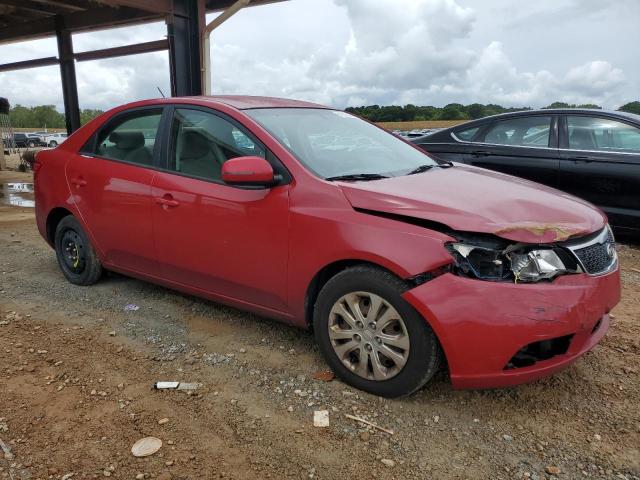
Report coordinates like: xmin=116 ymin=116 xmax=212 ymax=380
xmin=154 ymin=381 xmax=201 ymax=391
xmin=313 ymin=410 xmax=330 ymax=428
xmin=345 ymin=414 xmax=394 ymax=435
xmin=312 ymin=370 xmax=335 ymax=382
xmin=545 ymin=466 xmax=561 ymax=475
xmin=0 ymin=436 xmax=13 ymax=460
xmin=61 ymin=474 xmax=75 ymax=480
xmin=131 ymin=437 xmax=163 ymax=457
xmin=158 ymin=418 xmax=169 ymax=425
xmin=381 ymin=458 xmax=395 ymax=468
xmin=108 ymin=331 xmax=116 ymax=337
xmin=124 ymin=303 xmax=140 ymax=311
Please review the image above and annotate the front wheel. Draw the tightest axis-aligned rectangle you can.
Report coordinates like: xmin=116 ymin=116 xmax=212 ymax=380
xmin=49 ymin=141 xmax=58 ymax=147
xmin=313 ymin=265 xmax=442 ymax=398
xmin=27 ymin=140 xmax=36 ymax=148
xmin=54 ymin=216 xmax=103 ymax=285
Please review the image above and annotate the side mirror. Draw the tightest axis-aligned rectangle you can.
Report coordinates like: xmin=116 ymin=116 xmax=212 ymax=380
xmin=222 ymin=156 xmax=276 ymax=187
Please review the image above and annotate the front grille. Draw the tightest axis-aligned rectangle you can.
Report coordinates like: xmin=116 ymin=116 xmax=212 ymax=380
xmin=568 ymin=227 xmax=616 ymax=275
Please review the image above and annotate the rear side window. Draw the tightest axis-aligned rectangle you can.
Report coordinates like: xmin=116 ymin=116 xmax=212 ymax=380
xmin=567 ymin=116 xmax=640 ymax=153
xmin=482 ymin=116 xmax=552 ymax=147
xmin=91 ymin=109 xmax=162 ymax=166
xmin=454 ymin=126 xmax=480 ymax=141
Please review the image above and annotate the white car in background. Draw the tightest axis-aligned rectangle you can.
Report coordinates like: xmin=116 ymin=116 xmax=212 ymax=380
xmin=39 ymin=132 xmax=68 ymax=147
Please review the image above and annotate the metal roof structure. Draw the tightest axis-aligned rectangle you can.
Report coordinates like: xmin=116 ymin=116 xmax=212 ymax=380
xmin=0 ymin=0 xmax=285 ymax=132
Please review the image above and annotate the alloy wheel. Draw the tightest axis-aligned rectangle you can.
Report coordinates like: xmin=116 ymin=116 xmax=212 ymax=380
xmin=328 ymin=291 xmax=410 ymax=381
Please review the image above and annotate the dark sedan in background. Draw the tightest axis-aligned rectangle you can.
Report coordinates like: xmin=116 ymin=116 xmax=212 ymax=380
xmin=411 ymin=109 xmax=640 ymax=235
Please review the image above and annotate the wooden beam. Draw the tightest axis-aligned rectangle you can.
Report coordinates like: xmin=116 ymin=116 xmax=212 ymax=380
xmin=0 ymin=56 xmax=58 ymax=72
xmin=0 ymin=0 xmax=71 ymax=15
xmin=27 ymin=0 xmax=92 ymax=11
xmin=74 ymin=38 xmax=168 ymax=61
xmin=95 ymin=0 xmax=173 ymax=14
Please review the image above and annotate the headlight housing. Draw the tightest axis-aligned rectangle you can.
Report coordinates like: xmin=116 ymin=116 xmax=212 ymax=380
xmin=446 ymin=241 xmax=573 ymax=283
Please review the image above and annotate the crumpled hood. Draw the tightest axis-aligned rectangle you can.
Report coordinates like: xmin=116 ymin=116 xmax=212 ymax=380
xmin=339 ymin=164 xmax=606 ymax=243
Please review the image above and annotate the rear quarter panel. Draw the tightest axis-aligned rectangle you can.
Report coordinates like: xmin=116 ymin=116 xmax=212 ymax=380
xmin=34 ymin=148 xmax=77 ymax=246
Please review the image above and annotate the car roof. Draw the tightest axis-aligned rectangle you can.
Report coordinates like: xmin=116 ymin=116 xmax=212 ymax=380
xmin=182 ymin=95 xmax=329 ymax=110
xmin=455 ymin=108 xmax=640 ymax=127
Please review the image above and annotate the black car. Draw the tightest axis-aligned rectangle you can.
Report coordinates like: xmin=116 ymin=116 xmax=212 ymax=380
xmin=411 ymin=109 xmax=640 ymax=235
xmin=11 ymin=133 xmax=42 ymax=148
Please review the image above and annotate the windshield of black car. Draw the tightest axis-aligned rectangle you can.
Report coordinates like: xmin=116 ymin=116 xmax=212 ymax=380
xmin=244 ymin=108 xmax=438 ymax=179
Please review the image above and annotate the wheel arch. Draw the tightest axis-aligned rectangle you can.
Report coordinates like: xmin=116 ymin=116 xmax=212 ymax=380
xmin=304 ymin=258 xmax=450 ymax=369
xmin=46 ymin=207 xmax=74 ymax=246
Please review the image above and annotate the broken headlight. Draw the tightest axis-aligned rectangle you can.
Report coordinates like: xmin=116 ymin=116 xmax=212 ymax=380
xmin=446 ymin=242 xmax=570 ymax=283
xmin=446 ymin=243 xmax=511 ymax=281
xmin=508 ymin=249 xmax=568 ymax=282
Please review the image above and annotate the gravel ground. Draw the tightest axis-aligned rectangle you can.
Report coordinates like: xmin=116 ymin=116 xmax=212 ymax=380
xmin=1 ymin=169 xmax=639 ymax=479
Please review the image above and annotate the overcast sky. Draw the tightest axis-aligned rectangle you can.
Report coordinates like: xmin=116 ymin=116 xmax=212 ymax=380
xmin=0 ymin=0 xmax=638 ymax=111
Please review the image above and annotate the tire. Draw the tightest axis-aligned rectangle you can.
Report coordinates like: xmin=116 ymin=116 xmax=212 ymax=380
xmin=313 ymin=265 xmax=442 ymax=398
xmin=49 ymin=141 xmax=58 ymax=147
xmin=27 ymin=140 xmax=36 ymax=148
xmin=54 ymin=215 xmax=103 ymax=286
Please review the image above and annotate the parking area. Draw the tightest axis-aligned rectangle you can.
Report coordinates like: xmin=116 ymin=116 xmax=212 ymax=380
xmin=1 ymin=161 xmax=639 ymax=480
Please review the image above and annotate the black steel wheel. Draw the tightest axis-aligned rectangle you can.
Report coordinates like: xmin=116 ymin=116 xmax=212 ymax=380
xmin=54 ymin=216 xmax=103 ymax=285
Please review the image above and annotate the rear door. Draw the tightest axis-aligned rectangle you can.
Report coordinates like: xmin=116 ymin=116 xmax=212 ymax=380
xmin=460 ymin=114 xmax=561 ymax=187
xmin=67 ymin=106 xmax=165 ymax=275
xmin=559 ymin=114 xmax=640 ymax=232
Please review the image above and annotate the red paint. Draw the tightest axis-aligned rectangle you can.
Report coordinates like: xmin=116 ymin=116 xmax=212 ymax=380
xmin=221 ymin=156 xmax=275 ymax=185
xmin=34 ymin=96 xmax=621 ymax=390
xmin=340 ymin=165 xmax=606 ymax=243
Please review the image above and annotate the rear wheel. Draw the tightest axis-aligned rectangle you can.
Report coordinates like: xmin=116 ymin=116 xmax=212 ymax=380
xmin=313 ymin=265 xmax=442 ymax=398
xmin=54 ymin=216 xmax=103 ymax=285
xmin=49 ymin=140 xmax=58 ymax=147
xmin=27 ymin=140 xmax=36 ymax=148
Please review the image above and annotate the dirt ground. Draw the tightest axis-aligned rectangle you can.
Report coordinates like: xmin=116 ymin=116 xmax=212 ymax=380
xmin=0 ymin=165 xmax=639 ymax=480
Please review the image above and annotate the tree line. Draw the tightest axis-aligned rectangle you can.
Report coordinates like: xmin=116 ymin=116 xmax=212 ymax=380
xmin=7 ymin=105 xmax=104 ymax=129
xmin=6 ymin=101 xmax=640 ymax=128
xmin=346 ymin=101 xmax=640 ymax=122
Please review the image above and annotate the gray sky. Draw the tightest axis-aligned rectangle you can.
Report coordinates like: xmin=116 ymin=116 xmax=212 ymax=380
xmin=0 ymin=0 xmax=637 ymax=111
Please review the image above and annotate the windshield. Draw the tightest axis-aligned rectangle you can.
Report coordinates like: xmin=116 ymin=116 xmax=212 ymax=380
xmin=245 ymin=108 xmax=437 ymax=179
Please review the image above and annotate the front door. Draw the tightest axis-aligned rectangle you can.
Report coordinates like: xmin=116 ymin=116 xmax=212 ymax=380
xmin=559 ymin=114 xmax=640 ymax=232
xmin=151 ymin=107 xmax=290 ymax=312
xmin=66 ymin=107 xmax=165 ymax=274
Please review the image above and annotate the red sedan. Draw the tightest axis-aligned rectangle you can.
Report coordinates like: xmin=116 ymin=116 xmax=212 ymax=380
xmin=34 ymin=96 xmax=620 ymax=397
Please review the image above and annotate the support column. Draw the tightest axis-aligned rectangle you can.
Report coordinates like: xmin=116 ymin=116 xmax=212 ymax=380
xmin=0 ymin=141 xmax=5 ymax=171
xmin=167 ymin=0 xmax=204 ymax=97
xmin=55 ymin=17 xmax=81 ymax=134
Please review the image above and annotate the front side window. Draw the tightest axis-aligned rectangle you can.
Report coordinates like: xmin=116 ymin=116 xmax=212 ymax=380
xmin=245 ymin=108 xmax=436 ymax=178
xmin=482 ymin=116 xmax=552 ymax=147
xmin=567 ymin=116 xmax=640 ymax=153
xmin=169 ymin=109 xmax=266 ymax=182
xmin=94 ymin=109 xmax=162 ymax=165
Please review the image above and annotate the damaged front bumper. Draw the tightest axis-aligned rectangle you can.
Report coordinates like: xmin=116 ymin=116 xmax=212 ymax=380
xmin=402 ymin=266 xmax=620 ymax=389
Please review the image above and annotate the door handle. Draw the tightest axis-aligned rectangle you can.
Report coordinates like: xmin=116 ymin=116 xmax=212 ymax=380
xmin=70 ymin=177 xmax=87 ymax=187
xmin=155 ymin=195 xmax=180 ymax=208
xmin=572 ymin=156 xmax=595 ymax=163
xmin=471 ymin=150 xmax=490 ymax=157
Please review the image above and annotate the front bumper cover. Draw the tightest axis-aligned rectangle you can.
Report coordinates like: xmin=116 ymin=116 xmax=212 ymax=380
xmin=402 ymin=267 xmax=621 ymax=389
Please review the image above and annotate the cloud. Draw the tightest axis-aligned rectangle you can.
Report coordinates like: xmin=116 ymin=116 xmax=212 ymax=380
xmin=0 ymin=0 xmax=635 ymax=112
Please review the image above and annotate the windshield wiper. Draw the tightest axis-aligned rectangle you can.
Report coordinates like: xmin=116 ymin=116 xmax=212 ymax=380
xmin=407 ymin=161 xmax=454 ymax=175
xmin=325 ymin=173 xmax=390 ymax=182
